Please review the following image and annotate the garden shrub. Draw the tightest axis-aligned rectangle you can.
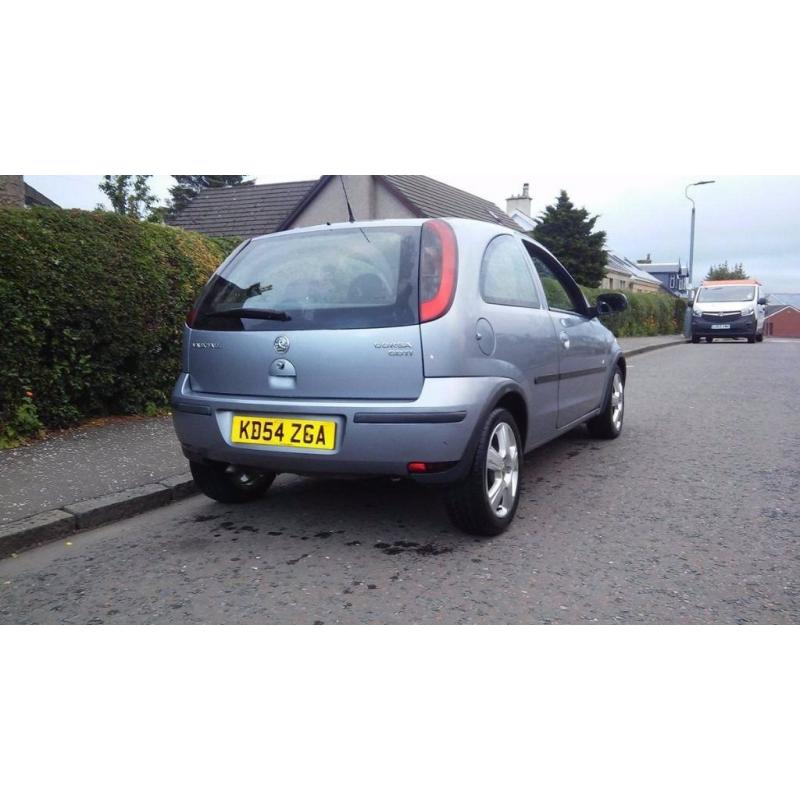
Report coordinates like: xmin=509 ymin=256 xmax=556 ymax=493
xmin=0 ymin=207 xmax=238 ymax=446
xmin=584 ymin=287 xmax=686 ymax=337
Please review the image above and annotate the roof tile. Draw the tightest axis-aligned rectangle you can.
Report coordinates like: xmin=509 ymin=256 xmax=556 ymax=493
xmin=166 ymin=180 xmax=318 ymax=237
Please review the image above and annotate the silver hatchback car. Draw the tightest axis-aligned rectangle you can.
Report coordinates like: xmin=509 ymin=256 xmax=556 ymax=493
xmin=173 ymin=218 xmax=628 ymax=536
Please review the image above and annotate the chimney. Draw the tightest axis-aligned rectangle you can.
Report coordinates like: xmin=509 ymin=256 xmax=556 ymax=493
xmin=506 ymin=182 xmax=532 ymax=218
xmin=637 ymin=253 xmax=652 ymax=265
xmin=0 ymin=175 xmax=25 ymax=208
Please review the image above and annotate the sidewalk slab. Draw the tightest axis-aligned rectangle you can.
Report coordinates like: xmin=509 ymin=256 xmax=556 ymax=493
xmin=0 ymin=416 xmax=185 ymax=525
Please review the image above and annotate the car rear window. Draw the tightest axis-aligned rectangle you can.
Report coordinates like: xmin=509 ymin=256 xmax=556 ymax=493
xmin=193 ymin=226 xmax=421 ymax=331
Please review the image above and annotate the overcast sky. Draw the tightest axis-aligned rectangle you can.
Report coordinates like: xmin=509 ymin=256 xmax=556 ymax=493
xmin=25 ymin=174 xmax=800 ymax=292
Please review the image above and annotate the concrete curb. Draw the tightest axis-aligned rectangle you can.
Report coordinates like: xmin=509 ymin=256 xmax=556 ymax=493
xmin=623 ymin=339 xmax=687 ymax=358
xmin=0 ymin=473 xmax=196 ymax=559
xmin=0 ymin=339 xmax=685 ymax=559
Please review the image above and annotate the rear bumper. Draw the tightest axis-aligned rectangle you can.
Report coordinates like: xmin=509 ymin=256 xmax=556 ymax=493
xmin=171 ymin=374 xmax=502 ymax=482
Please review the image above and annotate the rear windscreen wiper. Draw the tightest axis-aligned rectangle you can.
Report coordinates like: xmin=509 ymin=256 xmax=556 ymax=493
xmin=203 ymin=308 xmax=292 ymax=321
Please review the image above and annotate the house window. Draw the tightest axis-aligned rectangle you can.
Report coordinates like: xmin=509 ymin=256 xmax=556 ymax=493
xmin=669 ymin=275 xmax=676 ymax=289
xmin=609 ymin=278 xmax=614 ymax=288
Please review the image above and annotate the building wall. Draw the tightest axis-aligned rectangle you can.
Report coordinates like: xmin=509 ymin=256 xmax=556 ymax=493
xmin=288 ymin=176 xmax=413 ymax=229
xmin=602 ymin=268 xmax=663 ymax=294
xmin=0 ymin=175 xmax=25 ymax=207
xmin=630 ymin=280 xmax=661 ymax=294
xmin=601 ymin=268 xmax=630 ymax=291
xmin=649 ymin=270 xmax=687 ymax=294
xmin=765 ymin=308 xmax=800 ymax=338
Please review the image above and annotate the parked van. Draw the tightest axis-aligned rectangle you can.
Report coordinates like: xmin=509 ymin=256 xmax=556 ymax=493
xmin=688 ymin=279 xmax=767 ymax=343
xmin=172 ymin=218 xmax=628 ymax=536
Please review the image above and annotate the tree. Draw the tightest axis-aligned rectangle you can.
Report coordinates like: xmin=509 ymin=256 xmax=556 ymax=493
xmin=706 ymin=262 xmax=749 ymax=281
xmin=531 ymin=190 xmax=608 ymax=288
xmin=98 ymin=175 xmax=158 ymax=221
xmin=169 ymin=175 xmax=252 ymax=213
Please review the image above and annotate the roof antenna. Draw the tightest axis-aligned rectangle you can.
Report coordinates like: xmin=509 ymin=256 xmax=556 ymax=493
xmin=339 ymin=175 xmax=356 ymax=223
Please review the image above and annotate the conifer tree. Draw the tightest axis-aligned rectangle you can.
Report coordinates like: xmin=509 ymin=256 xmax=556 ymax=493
xmin=532 ymin=190 xmax=608 ymax=288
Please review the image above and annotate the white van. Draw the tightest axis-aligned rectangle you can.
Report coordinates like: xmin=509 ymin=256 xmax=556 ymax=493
xmin=688 ymin=279 xmax=767 ymax=343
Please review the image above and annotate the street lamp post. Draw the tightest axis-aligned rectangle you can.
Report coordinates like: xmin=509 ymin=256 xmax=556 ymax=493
xmin=685 ymin=180 xmax=716 ymax=290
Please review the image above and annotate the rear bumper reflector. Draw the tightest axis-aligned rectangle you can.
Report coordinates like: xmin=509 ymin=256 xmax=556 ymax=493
xmin=353 ymin=411 xmax=466 ymax=424
xmin=172 ymin=402 xmax=213 ymax=416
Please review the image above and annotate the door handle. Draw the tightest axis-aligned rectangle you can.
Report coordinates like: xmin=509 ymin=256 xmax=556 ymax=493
xmin=559 ymin=332 xmax=570 ymax=349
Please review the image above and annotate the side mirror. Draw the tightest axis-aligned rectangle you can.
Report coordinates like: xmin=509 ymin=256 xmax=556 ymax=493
xmin=594 ymin=292 xmax=628 ymax=316
xmin=758 ymin=297 xmax=768 ymax=305
xmin=687 ymin=299 xmax=694 ymax=307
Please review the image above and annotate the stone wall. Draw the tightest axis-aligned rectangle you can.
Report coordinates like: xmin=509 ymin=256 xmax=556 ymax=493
xmin=0 ymin=175 xmax=25 ymax=207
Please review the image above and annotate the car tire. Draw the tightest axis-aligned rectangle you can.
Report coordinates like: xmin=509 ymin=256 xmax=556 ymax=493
xmin=586 ymin=367 xmax=625 ymax=440
xmin=756 ymin=333 xmax=764 ymax=342
xmin=190 ymin=460 xmax=276 ymax=504
xmin=747 ymin=335 xmax=756 ymax=343
xmin=691 ymin=335 xmax=700 ymax=344
xmin=445 ymin=408 xmax=522 ymax=537
xmin=706 ymin=336 xmax=714 ymax=343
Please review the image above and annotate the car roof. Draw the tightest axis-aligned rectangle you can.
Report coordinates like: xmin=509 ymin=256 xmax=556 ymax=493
xmin=700 ymin=279 xmax=762 ymax=286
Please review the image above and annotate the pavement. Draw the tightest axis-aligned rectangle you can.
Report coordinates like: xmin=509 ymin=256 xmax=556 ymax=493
xmin=2 ymin=336 xmax=798 ymax=624
xmin=0 ymin=417 xmax=188 ymax=525
xmin=0 ymin=335 xmax=684 ymax=527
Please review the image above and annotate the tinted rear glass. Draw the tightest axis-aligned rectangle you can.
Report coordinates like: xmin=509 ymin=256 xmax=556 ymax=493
xmin=194 ymin=226 xmax=421 ymax=331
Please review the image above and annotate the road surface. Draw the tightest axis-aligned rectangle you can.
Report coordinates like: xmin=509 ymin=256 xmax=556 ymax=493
xmin=2 ymin=338 xmax=798 ymax=623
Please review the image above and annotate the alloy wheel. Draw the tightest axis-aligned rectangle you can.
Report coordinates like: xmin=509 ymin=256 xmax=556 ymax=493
xmin=611 ymin=372 xmax=624 ymax=430
xmin=485 ymin=422 xmax=519 ymax=518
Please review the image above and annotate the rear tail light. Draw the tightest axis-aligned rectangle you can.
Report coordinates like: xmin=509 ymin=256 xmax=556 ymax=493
xmin=186 ymin=307 xmax=198 ymax=328
xmin=419 ymin=220 xmax=458 ymax=323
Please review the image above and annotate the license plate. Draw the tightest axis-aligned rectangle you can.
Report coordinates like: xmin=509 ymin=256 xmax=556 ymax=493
xmin=231 ymin=415 xmax=336 ymax=451
xmin=711 ymin=324 xmax=731 ymax=330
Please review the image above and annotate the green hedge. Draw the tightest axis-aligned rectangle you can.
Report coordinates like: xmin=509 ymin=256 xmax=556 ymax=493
xmin=0 ymin=207 xmax=239 ymax=447
xmin=584 ymin=287 xmax=686 ymax=337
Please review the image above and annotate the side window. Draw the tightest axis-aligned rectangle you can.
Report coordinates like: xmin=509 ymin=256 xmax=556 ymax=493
xmin=529 ymin=254 xmax=581 ymax=314
xmin=480 ymin=236 xmax=541 ymax=309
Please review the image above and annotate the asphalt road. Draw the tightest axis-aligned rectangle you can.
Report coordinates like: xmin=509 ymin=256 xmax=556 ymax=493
xmin=2 ymin=338 xmax=798 ymax=624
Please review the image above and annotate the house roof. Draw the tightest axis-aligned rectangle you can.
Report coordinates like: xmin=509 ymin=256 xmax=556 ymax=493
xmin=766 ymin=292 xmax=800 ymax=307
xmin=509 ymin=208 xmax=537 ymax=232
xmin=24 ymin=182 xmax=59 ymax=208
xmin=280 ymin=175 xmax=523 ymax=232
xmin=645 ymin=262 xmax=684 ymax=274
xmin=606 ymin=252 xmax=662 ymax=286
xmin=167 ymin=180 xmax=318 ymax=238
xmin=379 ymin=175 xmax=523 ymax=231
xmin=627 ymin=265 xmax=664 ymax=286
xmin=169 ymin=174 xmax=525 ymax=238
xmin=606 ymin=254 xmax=631 ymax=275
xmin=765 ymin=305 xmax=800 ymax=320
